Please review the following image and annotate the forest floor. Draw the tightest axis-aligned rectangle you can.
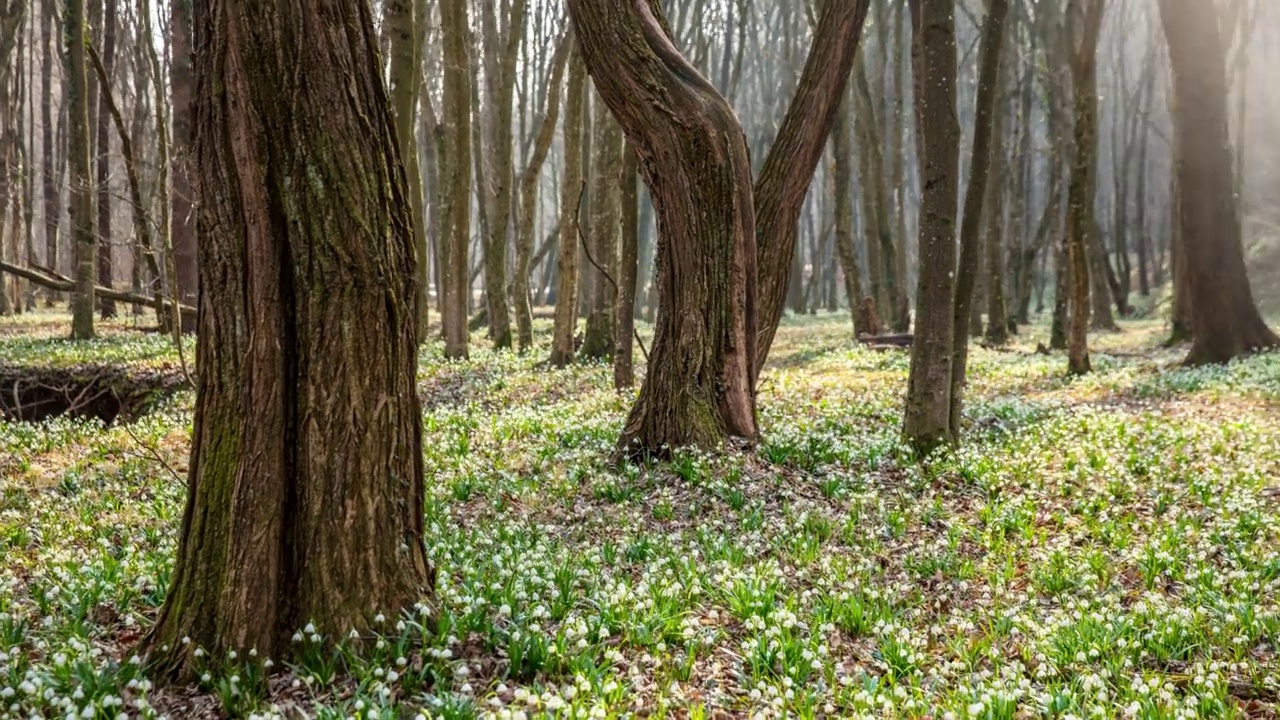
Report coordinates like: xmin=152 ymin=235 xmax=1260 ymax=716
xmin=1 ymin=311 xmax=1278 ymax=720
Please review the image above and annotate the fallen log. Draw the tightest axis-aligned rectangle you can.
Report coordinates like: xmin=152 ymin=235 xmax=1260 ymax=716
xmin=0 ymin=261 xmax=196 ymax=324
xmin=857 ymin=333 xmax=913 ymax=347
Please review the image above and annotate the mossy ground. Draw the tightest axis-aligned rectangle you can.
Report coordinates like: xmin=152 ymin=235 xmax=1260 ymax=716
xmin=1 ymin=310 xmax=1278 ymax=719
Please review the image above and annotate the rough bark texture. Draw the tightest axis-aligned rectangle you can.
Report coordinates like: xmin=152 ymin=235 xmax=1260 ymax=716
xmin=831 ymin=86 xmax=864 ymax=335
xmin=549 ymin=47 xmax=586 ymax=368
xmin=95 ymin=0 xmax=116 ymax=318
xmin=515 ymin=32 xmax=570 ymax=353
xmin=39 ymin=0 xmax=57 ymax=300
xmin=1065 ymin=0 xmax=1105 ymax=376
xmin=67 ymin=0 xmax=95 ymax=339
xmin=142 ymin=0 xmax=430 ymax=680
xmin=1158 ymin=0 xmax=1278 ymax=365
xmin=949 ymin=0 xmax=1008 ymax=440
xmin=902 ymin=0 xmax=959 ymax=456
xmin=170 ymin=0 xmax=198 ymax=312
xmin=567 ymin=0 xmax=758 ymax=457
xmin=440 ymin=0 xmax=471 ymax=358
xmin=753 ymin=0 xmax=873 ymax=375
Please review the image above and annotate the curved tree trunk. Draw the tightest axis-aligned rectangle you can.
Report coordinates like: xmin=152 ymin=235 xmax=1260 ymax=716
xmin=1158 ymin=0 xmax=1278 ymax=364
xmin=902 ymin=0 xmax=960 ymax=455
xmin=142 ymin=0 xmax=430 ymax=680
xmin=752 ymin=0 xmax=873 ymax=375
xmin=567 ymin=0 xmax=757 ymax=457
xmin=948 ymin=0 xmax=1009 ymax=440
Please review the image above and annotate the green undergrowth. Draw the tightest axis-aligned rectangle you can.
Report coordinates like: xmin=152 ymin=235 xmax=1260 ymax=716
xmin=1 ymin=311 xmax=1278 ymax=719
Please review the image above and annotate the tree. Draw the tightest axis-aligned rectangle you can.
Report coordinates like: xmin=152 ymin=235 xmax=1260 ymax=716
xmin=830 ymin=85 xmax=864 ymax=335
xmin=1157 ymin=0 xmax=1278 ymax=364
xmin=549 ymin=45 xmax=587 ymax=368
xmin=947 ymin=0 xmax=1009 ymax=442
xmin=614 ymin=148 xmax=640 ymax=390
xmin=1064 ymin=0 xmax=1106 ymax=375
xmin=386 ymin=0 xmax=428 ymax=341
xmin=440 ymin=0 xmax=471 ymax=359
xmin=94 ymin=0 xmax=115 ymax=319
xmin=580 ymin=101 xmax=622 ymax=360
xmin=901 ymin=0 xmax=960 ymax=455
xmin=66 ymin=0 xmax=94 ymax=339
xmin=170 ymin=0 xmax=198 ymax=320
xmin=39 ymin=0 xmax=57 ymax=302
xmin=567 ymin=0 xmax=758 ymax=456
xmin=142 ymin=0 xmax=430 ymax=679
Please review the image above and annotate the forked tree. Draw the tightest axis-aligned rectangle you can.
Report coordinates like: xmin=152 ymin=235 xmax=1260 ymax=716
xmin=142 ymin=0 xmax=431 ymax=680
xmin=1157 ymin=0 xmax=1278 ymax=365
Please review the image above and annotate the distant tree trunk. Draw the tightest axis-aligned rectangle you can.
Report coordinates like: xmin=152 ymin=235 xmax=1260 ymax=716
xmin=386 ymin=0 xmax=427 ymax=342
xmin=949 ymin=0 xmax=1008 ymax=437
xmin=1134 ymin=49 xmax=1154 ymax=297
xmin=614 ymin=148 xmax=639 ymax=390
xmin=142 ymin=0 xmax=430 ymax=681
xmin=169 ymin=0 xmax=197 ymax=319
xmin=549 ymin=47 xmax=587 ymax=368
xmin=95 ymin=0 xmax=116 ymax=318
xmin=1158 ymin=0 xmax=1278 ymax=364
xmin=831 ymin=86 xmax=864 ymax=335
xmin=67 ymin=0 xmax=95 ymax=339
xmin=752 ymin=0 xmax=873 ymax=374
xmin=568 ymin=0 xmax=758 ymax=457
xmin=580 ymin=100 xmax=622 ymax=360
xmin=983 ymin=49 xmax=1010 ymax=346
xmin=40 ymin=0 xmax=58 ymax=304
xmin=903 ymin=0 xmax=960 ymax=455
xmin=1065 ymin=0 xmax=1105 ymax=375
xmin=852 ymin=55 xmax=895 ymax=323
xmin=440 ymin=0 xmax=471 ymax=358
xmin=515 ymin=32 xmax=570 ymax=352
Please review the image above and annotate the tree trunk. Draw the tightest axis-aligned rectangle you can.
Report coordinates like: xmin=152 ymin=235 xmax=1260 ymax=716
xmin=549 ymin=46 xmax=587 ymax=367
xmin=142 ymin=0 xmax=430 ymax=680
xmin=67 ymin=0 xmax=95 ymax=339
xmin=902 ymin=0 xmax=960 ymax=456
xmin=40 ymin=0 xmax=58 ymax=304
xmin=580 ymin=99 xmax=622 ymax=360
xmin=983 ymin=96 xmax=1009 ymax=345
xmin=386 ymin=0 xmax=427 ymax=342
xmin=440 ymin=0 xmax=471 ymax=358
xmin=169 ymin=0 xmax=198 ymax=315
xmin=1065 ymin=0 xmax=1105 ymax=375
xmin=949 ymin=0 xmax=1008 ymax=439
xmin=831 ymin=86 xmax=864 ymax=335
xmin=515 ymin=32 xmax=570 ymax=353
xmin=752 ymin=0 xmax=873 ymax=374
xmin=614 ymin=148 xmax=639 ymax=390
xmin=568 ymin=0 xmax=758 ymax=457
xmin=95 ymin=0 xmax=116 ymax=318
xmin=1158 ymin=0 xmax=1278 ymax=364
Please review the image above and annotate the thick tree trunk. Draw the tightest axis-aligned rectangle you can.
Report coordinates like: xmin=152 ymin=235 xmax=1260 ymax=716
xmin=752 ymin=0 xmax=873 ymax=374
xmin=515 ymin=32 xmax=570 ymax=353
xmin=67 ymin=0 xmax=95 ymax=339
xmin=1158 ymin=0 xmax=1278 ymax=364
xmin=549 ymin=47 xmax=587 ymax=368
xmin=614 ymin=148 xmax=639 ymax=390
xmin=440 ymin=0 xmax=471 ymax=358
xmin=1065 ymin=0 xmax=1106 ymax=375
xmin=142 ymin=0 xmax=430 ymax=680
xmin=95 ymin=0 xmax=116 ymax=318
xmin=169 ymin=0 xmax=198 ymax=315
xmin=902 ymin=0 xmax=959 ymax=455
xmin=568 ymin=0 xmax=758 ymax=457
xmin=948 ymin=0 xmax=1008 ymax=439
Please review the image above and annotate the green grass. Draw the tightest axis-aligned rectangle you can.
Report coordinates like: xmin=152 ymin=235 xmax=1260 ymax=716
xmin=1 ymin=310 xmax=1279 ymax=719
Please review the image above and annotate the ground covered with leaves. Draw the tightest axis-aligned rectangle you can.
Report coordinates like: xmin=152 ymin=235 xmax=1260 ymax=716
xmin=1 ymin=312 xmax=1278 ymax=719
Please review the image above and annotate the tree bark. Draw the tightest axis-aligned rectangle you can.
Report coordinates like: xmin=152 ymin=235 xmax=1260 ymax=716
xmin=142 ymin=0 xmax=430 ymax=680
xmin=752 ymin=0 xmax=873 ymax=375
xmin=1158 ymin=0 xmax=1278 ymax=364
xmin=39 ymin=0 xmax=58 ymax=303
xmin=831 ymin=85 xmax=864 ymax=335
xmin=386 ymin=0 xmax=427 ymax=342
xmin=949 ymin=0 xmax=1008 ymax=439
xmin=580 ymin=98 xmax=623 ymax=360
xmin=568 ymin=0 xmax=758 ymax=457
xmin=440 ymin=0 xmax=471 ymax=358
xmin=614 ymin=148 xmax=639 ymax=390
xmin=66 ymin=0 xmax=95 ymax=339
xmin=902 ymin=0 xmax=960 ymax=455
xmin=94 ymin=0 xmax=116 ymax=318
xmin=169 ymin=0 xmax=198 ymax=313
xmin=549 ymin=46 xmax=587 ymax=368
